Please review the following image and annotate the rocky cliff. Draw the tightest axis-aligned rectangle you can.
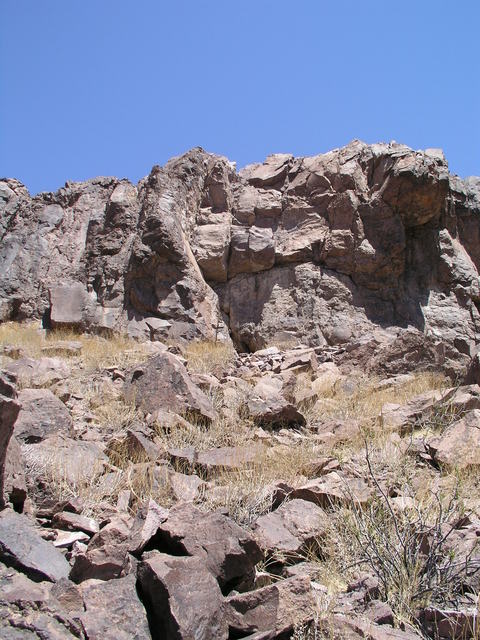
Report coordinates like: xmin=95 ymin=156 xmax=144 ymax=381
xmin=2 ymin=140 xmax=480 ymax=366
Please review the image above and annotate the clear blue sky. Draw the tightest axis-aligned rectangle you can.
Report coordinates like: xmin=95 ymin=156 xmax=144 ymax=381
xmin=1 ymin=1 xmax=479 ymax=194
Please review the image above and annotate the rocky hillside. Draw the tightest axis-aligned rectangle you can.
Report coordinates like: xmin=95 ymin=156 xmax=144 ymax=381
xmin=1 ymin=143 xmax=480 ymax=639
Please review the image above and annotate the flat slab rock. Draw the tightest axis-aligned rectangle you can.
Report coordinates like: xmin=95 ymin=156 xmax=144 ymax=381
xmin=252 ymin=498 xmax=329 ymax=557
xmin=290 ymin=472 xmax=373 ymax=507
xmin=0 ymin=510 xmax=70 ymax=582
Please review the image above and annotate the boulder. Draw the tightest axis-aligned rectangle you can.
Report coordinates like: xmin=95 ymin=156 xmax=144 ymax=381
xmin=78 ymin=574 xmax=150 ymax=640
xmin=138 ymin=551 xmax=228 ymax=640
xmin=3 ymin=357 xmax=70 ymax=388
xmin=70 ymin=514 xmax=133 ymax=582
xmin=193 ymin=221 xmax=230 ymax=282
xmin=124 ymin=352 xmax=217 ymax=423
xmin=0 ymin=379 xmax=20 ymax=509
xmin=49 ymin=282 xmax=92 ymax=328
xmin=0 ymin=510 xmax=70 ymax=582
xmin=14 ymin=388 xmax=72 ymax=443
xmin=226 ymin=575 xmax=316 ymax=636
xmin=252 ymin=498 xmax=329 ymax=557
xmin=51 ymin=512 xmax=99 ymax=536
xmin=290 ymin=472 xmax=373 ymax=508
xmin=146 ymin=503 xmax=263 ymax=592
xmin=427 ymin=409 xmax=480 ymax=469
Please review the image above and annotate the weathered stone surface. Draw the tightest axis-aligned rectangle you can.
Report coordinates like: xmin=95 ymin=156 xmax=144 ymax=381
xmin=138 ymin=551 xmax=228 ymax=640
xmin=70 ymin=514 xmax=133 ymax=582
xmin=2 ymin=143 xmax=479 ymax=366
xmin=149 ymin=503 xmax=262 ymax=591
xmin=252 ymin=498 xmax=329 ymax=557
xmin=124 ymin=352 xmax=216 ymax=422
xmin=49 ymin=283 xmax=92 ymax=329
xmin=0 ymin=510 xmax=70 ymax=582
xmin=2 ymin=434 xmax=27 ymax=512
xmin=128 ymin=498 xmax=169 ymax=555
xmin=0 ymin=566 xmax=84 ymax=638
xmin=290 ymin=472 xmax=373 ymax=508
xmin=78 ymin=574 xmax=150 ymax=640
xmin=3 ymin=357 xmax=70 ymax=388
xmin=427 ymin=409 xmax=480 ymax=469
xmin=419 ymin=605 xmax=480 ymax=639
xmin=226 ymin=574 xmax=316 ymax=636
xmin=14 ymin=388 xmax=72 ymax=443
xmin=0 ymin=377 xmax=20 ymax=509
xmin=51 ymin=512 xmax=99 ymax=536
xmin=247 ymin=384 xmax=305 ymax=428
xmin=193 ymin=221 xmax=230 ymax=282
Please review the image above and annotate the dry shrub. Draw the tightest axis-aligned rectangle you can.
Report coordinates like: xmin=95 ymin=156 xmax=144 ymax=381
xmin=184 ymin=339 xmax=235 ymax=375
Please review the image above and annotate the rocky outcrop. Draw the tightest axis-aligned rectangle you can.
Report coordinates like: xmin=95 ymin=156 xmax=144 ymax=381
xmin=2 ymin=142 xmax=480 ymax=368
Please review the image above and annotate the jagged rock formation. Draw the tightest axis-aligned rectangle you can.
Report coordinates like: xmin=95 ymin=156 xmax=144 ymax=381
xmin=2 ymin=141 xmax=480 ymax=362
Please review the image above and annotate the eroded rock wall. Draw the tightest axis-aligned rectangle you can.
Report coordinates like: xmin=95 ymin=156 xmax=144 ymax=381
xmin=1 ymin=141 xmax=479 ymax=356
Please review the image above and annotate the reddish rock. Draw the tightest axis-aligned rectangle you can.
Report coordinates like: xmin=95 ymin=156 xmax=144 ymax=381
xmin=0 ymin=509 xmax=70 ymax=582
xmin=138 ymin=551 xmax=228 ymax=640
xmin=70 ymin=514 xmax=133 ymax=582
xmin=150 ymin=503 xmax=263 ymax=592
xmin=78 ymin=573 xmax=150 ymax=640
xmin=51 ymin=511 xmax=99 ymax=536
xmin=124 ymin=352 xmax=217 ymax=423
xmin=252 ymin=498 xmax=329 ymax=557
xmin=0 ymin=378 xmax=20 ymax=509
xmin=427 ymin=409 xmax=480 ymax=469
xmin=226 ymin=574 xmax=316 ymax=636
xmin=14 ymin=388 xmax=72 ymax=443
xmin=290 ymin=472 xmax=373 ymax=508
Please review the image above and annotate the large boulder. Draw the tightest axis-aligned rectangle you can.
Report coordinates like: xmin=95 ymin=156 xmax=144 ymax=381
xmin=13 ymin=388 xmax=72 ymax=443
xmin=252 ymin=498 xmax=329 ymax=558
xmin=78 ymin=574 xmax=150 ymax=640
xmin=427 ymin=409 xmax=480 ymax=469
xmin=137 ymin=551 xmax=228 ymax=640
xmin=145 ymin=503 xmax=262 ymax=592
xmin=124 ymin=352 xmax=217 ymax=423
xmin=226 ymin=574 xmax=316 ymax=637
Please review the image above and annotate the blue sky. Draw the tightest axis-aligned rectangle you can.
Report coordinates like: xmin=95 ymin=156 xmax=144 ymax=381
xmin=1 ymin=1 xmax=479 ymax=194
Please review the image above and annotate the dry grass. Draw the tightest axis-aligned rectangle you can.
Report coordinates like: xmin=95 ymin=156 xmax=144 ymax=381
xmin=23 ymin=441 xmax=174 ymax=517
xmin=0 ymin=321 xmax=152 ymax=372
xmin=184 ymin=339 xmax=236 ymax=375
xmin=309 ymin=371 xmax=447 ymax=424
xmin=200 ymin=440 xmax=324 ymax=525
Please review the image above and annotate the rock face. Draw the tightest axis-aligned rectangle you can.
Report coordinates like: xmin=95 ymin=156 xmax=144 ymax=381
xmin=1 ymin=142 xmax=480 ymax=365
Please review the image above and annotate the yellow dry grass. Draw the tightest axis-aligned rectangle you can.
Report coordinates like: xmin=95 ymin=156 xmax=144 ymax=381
xmin=0 ymin=321 xmax=151 ymax=371
xmin=308 ymin=371 xmax=447 ymax=424
xmin=184 ymin=339 xmax=236 ymax=375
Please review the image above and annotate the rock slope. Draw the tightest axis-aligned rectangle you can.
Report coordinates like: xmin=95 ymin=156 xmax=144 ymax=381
xmin=1 ymin=142 xmax=480 ymax=639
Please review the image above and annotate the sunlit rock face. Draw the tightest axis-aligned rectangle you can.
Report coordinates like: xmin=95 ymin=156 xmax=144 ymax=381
xmin=1 ymin=141 xmax=479 ymax=362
